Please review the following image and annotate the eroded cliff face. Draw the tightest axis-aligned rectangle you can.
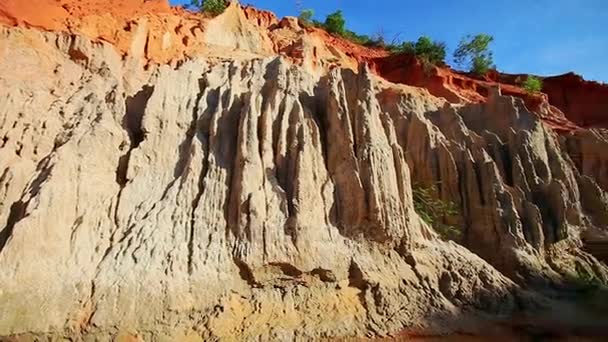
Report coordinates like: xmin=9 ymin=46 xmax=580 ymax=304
xmin=0 ymin=1 xmax=607 ymax=340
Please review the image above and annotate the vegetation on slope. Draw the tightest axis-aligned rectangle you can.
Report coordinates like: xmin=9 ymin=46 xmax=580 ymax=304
xmin=522 ymin=75 xmax=543 ymax=93
xmin=304 ymin=9 xmax=499 ymax=74
xmin=453 ymin=34 xmax=495 ymax=75
xmin=190 ymin=0 xmax=227 ymax=17
xmin=412 ymin=183 xmax=462 ymax=241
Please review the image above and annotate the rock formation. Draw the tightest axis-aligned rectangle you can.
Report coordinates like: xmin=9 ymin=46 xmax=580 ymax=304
xmin=0 ymin=1 xmax=607 ymax=340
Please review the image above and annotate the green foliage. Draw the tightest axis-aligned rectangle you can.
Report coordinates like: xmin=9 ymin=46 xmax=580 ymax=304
xmin=391 ymin=36 xmax=446 ymax=66
xmin=343 ymin=30 xmax=372 ymax=45
xmin=398 ymin=41 xmax=416 ymax=54
xmin=569 ymin=267 xmax=603 ymax=290
xmin=522 ymin=75 xmax=543 ymax=93
xmin=313 ymin=10 xmax=376 ymax=46
xmin=311 ymin=19 xmax=324 ymax=28
xmin=190 ymin=0 xmax=227 ymax=17
xmin=324 ymin=10 xmax=346 ymax=35
xmin=298 ymin=9 xmax=314 ymax=27
xmin=412 ymin=183 xmax=461 ymax=241
xmin=453 ymin=34 xmax=495 ymax=75
xmin=414 ymin=36 xmax=447 ymax=65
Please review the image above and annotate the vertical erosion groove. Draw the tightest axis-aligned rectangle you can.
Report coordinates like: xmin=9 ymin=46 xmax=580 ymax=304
xmin=187 ymin=78 xmax=209 ymax=274
xmin=116 ymin=85 xmax=153 ymax=187
xmin=113 ymin=85 xmax=154 ymax=234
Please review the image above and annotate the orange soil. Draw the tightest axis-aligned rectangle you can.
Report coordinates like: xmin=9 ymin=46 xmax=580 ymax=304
xmin=242 ymin=5 xmax=278 ymax=28
xmin=0 ymin=0 xmax=175 ymax=30
xmin=542 ymin=73 xmax=608 ymax=128
xmin=370 ymin=53 xmax=581 ymax=133
xmin=309 ymin=26 xmax=390 ymax=62
xmin=0 ymin=0 xmax=204 ymax=63
xmin=0 ymin=0 xmax=602 ymax=133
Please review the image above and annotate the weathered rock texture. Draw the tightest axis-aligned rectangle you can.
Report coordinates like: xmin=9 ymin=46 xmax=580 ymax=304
xmin=0 ymin=2 xmax=607 ymax=341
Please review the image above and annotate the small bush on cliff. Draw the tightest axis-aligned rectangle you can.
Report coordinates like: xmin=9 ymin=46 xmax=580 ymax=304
xmin=522 ymin=75 xmax=543 ymax=93
xmin=190 ymin=0 xmax=227 ymax=17
xmin=453 ymin=34 xmax=495 ymax=75
xmin=400 ymin=36 xmax=446 ymax=63
xmin=324 ymin=10 xmax=346 ymax=35
xmin=343 ymin=30 xmax=373 ymax=45
xmin=298 ymin=9 xmax=315 ymax=27
xmin=316 ymin=10 xmax=374 ymax=46
xmin=412 ymin=183 xmax=461 ymax=241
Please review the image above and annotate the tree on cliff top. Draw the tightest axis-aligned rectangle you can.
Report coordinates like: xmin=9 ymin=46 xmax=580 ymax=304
xmin=522 ymin=75 xmax=543 ymax=93
xmin=324 ymin=10 xmax=346 ymax=35
xmin=453 ymin=34 xmax=495 ymax=75
xmin=298 ymin=9 xmax=315 ymax=27
xmin=396 ymin=36 xmax=447 ymax=66
xmin=190 ymin=0 xmax=227 ymax=17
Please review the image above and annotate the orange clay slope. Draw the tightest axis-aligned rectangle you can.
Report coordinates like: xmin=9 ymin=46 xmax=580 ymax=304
xmin=369 ymin=53 xmax=582 ymax=133
xmin=0 ymin=0 xmax=202 ymax=63
xmin=0 ymin=0 xmax=603 ymax=133
xmin=542 ymin=73 xmax=608 ymax=129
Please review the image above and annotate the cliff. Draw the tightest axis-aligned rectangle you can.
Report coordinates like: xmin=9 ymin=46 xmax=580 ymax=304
xmin=1 ymin=1 xmax=607 ymax=340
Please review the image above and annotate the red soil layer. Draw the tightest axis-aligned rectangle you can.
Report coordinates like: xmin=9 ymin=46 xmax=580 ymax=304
xmin=0 ymin=1 xmax=602 ymax=133
xmin=310 ymin=27 xmax=390 ymax=62
xmin=488 ymin=71 xmax=608 ymax=129
xmin=370 ymin=53 xmax=581 ymax=133
xmin=242 ymin=5 xmax=279 ymax=28
xmin=0 ymin=0 xmax=175 ymax=30
xmin=0 ymin=0 xmax=206 ymax=64
xmin=542 ymin=73 xmax=608 ymax=128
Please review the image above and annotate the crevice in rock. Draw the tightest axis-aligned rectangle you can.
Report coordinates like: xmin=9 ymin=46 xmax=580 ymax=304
xmin=68 ymin=46 xmax=88 ymax=65
xmin=472 ymin=162 xmax=486 ymax=206
xmin=310 ymin=268 xmax=337 ymax=283
xmin=348 ymin=260 xmax=370 ymax=315
xmin=234 ymin=258 xmax=260 ymax=287
xmin=187 ymin=78 xmax=208 ymax=274
xmin=348 ymin=261 xmax=367 ymax=290
xmin=0 ymin=200 xmax=27 ymax=252
xmin=116 ymin=86 xmax=153 ymax=187
xmin=115 ymin=151 xmax=130 ymax=187
xmin=269 ymin=262 xmax=303 ymax=277
xmin=112 ymin=85 xmax=155 ymax=247
xmin=116 ymin=85 xmax=154 ymax=189
xmin=311 ymin=81 xmax=330 ymax=173
xmin=124 ymin=85 xmax=153 ymax=149
xmin=500 ymin=144 xmax=514 ymax=187
xmin=0 ymin=156 xmax=56 ymax=249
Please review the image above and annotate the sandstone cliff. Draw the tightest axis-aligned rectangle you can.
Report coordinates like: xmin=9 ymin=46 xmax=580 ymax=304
xmin=0 ymin=1 xmax=607 ymax=340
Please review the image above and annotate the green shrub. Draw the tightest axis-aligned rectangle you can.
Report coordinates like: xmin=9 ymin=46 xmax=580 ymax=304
xmin=298 ymin=9 xmax=314 ymax=27
xmin=414 ymin=36 xmax=446 ymax=65
xmin=324 ymin=10 xmax=346 ymax=35
xmin=311 ymin=19 xmax=324 ymax=28
xmin=522 ymin=75 xmax=543 ymax=93
xmin=343 ymin=30 xmax=372 ymax=45
xmin=391 ymin=36 xmax=446 ymax=66
xmin=453 ymin=34 xmax=495 ymax=75
xmin=190 ymin=0 xmax=227 ymax=17
xmin=412 ymin=183 xmax=461 ymax=241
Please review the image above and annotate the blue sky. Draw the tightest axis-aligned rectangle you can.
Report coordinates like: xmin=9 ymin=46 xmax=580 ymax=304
xmin=171 ymin=0 xmax=608 ymax=81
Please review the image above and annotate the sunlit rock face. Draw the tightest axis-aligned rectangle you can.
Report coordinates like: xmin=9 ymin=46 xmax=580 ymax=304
xmin=0 ymin=1 xmax=607 ymax=340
